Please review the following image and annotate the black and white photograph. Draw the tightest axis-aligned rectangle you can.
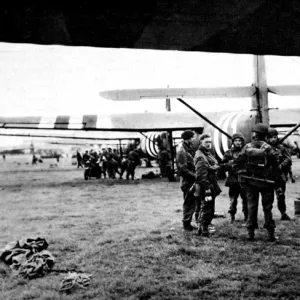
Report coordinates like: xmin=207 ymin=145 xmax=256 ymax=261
xmin=0 ymin=3 xmax=300 ymax=299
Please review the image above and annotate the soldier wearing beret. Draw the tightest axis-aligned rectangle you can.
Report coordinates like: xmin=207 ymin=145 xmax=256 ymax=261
xmin=176 ymin=130 xmax=197 ymax=231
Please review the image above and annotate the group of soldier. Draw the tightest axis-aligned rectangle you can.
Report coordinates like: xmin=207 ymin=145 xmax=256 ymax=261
xmin=76 ymin=147 xmax=141 ymax=180
xmin=177 ymin=123 xmax=294 ymax=242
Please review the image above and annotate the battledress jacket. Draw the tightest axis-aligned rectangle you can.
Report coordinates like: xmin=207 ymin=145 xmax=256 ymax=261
xmin=271 ymin=143 xmax=292 ymax=182
xmin=176 ymin=142 xmax=195 ymax=189
xmin=220 ymin=145 xmax=243 ymax=187
xmin=194 ymin=146 xmax=222 ymax=197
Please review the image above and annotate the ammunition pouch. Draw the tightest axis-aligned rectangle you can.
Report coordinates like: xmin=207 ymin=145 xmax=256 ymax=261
xmin=238 ymin=175 xmax=275 ymax=189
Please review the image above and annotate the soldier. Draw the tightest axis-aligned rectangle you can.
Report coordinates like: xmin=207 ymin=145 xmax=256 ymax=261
xmin=194 ymin=133 xmax=222 ymax=237
xmin=267 ymin=128 xmax=292 ymax=221
xmin=32 ymin=154 xmax=38 ymax=165
xmin=157 ymin=147 xmax=171 ymax=177
xmin=82 ymin=150 xmax=90 ymax=166
xmin=234 ymin=123 xmax=280 ymax=242
xmin=100 ymin=148 xmax=108 ymax=178
xmin=176 ymin=130 xmax=197 ymax=231
xmin=76 ymin=150 xmax=83 ymax=168
xmin=120 ymin=150 xmax=140 ymax=180
xmin=105 ymin=147 xmax=120 ymax=179
xmin=113 ymin=148 xmax=121 ymax=166
xmin=220 ymin=132 xmax=248 ymax=223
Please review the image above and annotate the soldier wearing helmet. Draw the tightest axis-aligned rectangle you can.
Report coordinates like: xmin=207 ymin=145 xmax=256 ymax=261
xmin=233 ymin=123 xmax=280 ymax=242
xmin=220 ymin=132 xmax=248 ymax=224
xmin=267 ymin=127 xmax=292 ymax=221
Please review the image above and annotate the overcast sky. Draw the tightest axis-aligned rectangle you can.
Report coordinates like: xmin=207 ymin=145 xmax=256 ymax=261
xmin=1 ymin=42 xmax=300 ymax=146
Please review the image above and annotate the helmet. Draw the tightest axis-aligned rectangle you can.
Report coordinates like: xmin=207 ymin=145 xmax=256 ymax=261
xmin=232 ymin=132 xmax=245 ymax=142
xmin=252 ymin=123 xmax=269 ymax=135
xmin=267 ymin=128 xmax=278 ymax=137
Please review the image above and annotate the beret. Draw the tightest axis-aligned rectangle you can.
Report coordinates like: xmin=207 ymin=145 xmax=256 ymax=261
xmin=181 ymin=130 xmax=194 ymax=140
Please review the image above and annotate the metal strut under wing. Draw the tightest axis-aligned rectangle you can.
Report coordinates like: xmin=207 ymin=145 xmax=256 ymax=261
xmin=176 ymin=98 xmax=232 ymax=139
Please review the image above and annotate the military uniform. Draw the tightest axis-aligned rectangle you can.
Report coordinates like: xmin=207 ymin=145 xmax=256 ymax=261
xmin=157 ymin=149 xmax=170 ymax=177
xmin=194 ymin=145 xmax=221 ymax=236
xmin=267 ymin=128 xmax=292 ymax=220
xmin=105 ymin=150 xmax=119 ymax=179
xmin=176 ymin=132 xmax=196 ymax=230
xmin=220 ymin=133 xmax=248 ymax=222
xmin=234 ymin=124 xmax=280 ymax=241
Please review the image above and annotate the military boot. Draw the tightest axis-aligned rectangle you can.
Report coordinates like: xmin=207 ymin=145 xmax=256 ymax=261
xmin=196 ymin=225 xmax=202 ymax=236
xmin=230 ymin=213 xmax=235 ymax=223
xmin=242 ymin=214 xmax=248 ymax=227
xmin=268 ymin=230 xmax=278 ymax=242
xmin=247 ymin=229 xmax=255 ymax=241
xmin=201 ymin=225 xmax=210 ymax=237
xmin=183 ymin=222 xmax=194 ymax=231
xmin=281 ymin=213 xmax=291 ymax=221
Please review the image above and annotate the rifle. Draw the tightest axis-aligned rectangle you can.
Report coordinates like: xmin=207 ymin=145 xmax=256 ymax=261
xmin=239 ymin=175 xmax=275 ymax=188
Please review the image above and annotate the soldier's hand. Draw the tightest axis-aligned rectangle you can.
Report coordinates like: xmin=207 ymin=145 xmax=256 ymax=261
xmin=205 ymin=195 xmax=212 ymax=202
xmin=205 ymin=189 xmax=212 ymax=201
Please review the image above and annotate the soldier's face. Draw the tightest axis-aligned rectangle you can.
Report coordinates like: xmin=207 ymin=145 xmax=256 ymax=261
xmin=233 ymin=138 xmax=243 ymax=148
xmin=186 ymin=136 xmax=195 ymax=146
xmin=268 ymin=135 xmax=278 ymax=145
xmin=201 ymin=137 xmax=212 ymax=149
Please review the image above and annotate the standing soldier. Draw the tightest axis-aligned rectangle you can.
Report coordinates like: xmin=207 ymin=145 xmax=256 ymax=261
xmin=105 ymin=147 xmax=119 ymax=179
xmin=100 ymin=148 xmax=107 ymax=178
xmin=76 ymin=150 xmax=83 ymax=168
xmin=157 ymin=147 xmax=170 ymax=177
xmin=113 ymin=148 xmax=121 ymax=167
xmin=32 ymin=154 xmax=38 ymax=165
xmin=234 ymin=123 xmax=280 ymax=242
xmin=176 ymin=130 xmax=197 ymax=231
xmin=220 ymin=132 xmax=248 ymax=223
xmin=267 ymin=128 xmax=292 ymax=220
xmin=194 ymin=133 xmax=222 ymax=237
xmin=82 ymin=150 xmax=89 ymax=166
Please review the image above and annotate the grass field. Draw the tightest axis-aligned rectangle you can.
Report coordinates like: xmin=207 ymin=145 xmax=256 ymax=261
xmin=0 ymin=155 xmax=300 ymax=300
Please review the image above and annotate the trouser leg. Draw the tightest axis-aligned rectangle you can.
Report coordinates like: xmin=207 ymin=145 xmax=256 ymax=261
xmin=228 ymin=185 xmax=239 ymax=221
xmin=199 ymin=197 xmax=215 ymax=237
xmin=194 ymin=196 xmax=202 ymax=224
xmin=276 ymin=182 xmax=287 ymax=215
xmin=240 ymin=186 xmax=248 ymax=221
xmin=245 ymin=185 xmax=259 ymax=234
xmin=199 ymin=197 xmax=215 ymax=226
xmin=182 ymin=187 xmax=195 ymax=223
xmin=261 ymin=188 xmax=276 ymax=232
xmin=182 ymin=187 xmax=196 ymax=225
xmin=102 ymin=162 xmax=107 ymax=178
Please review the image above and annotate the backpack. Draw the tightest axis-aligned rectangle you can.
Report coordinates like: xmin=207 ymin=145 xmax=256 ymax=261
xmin=245 ymin=142 xmax=270 ymax=179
